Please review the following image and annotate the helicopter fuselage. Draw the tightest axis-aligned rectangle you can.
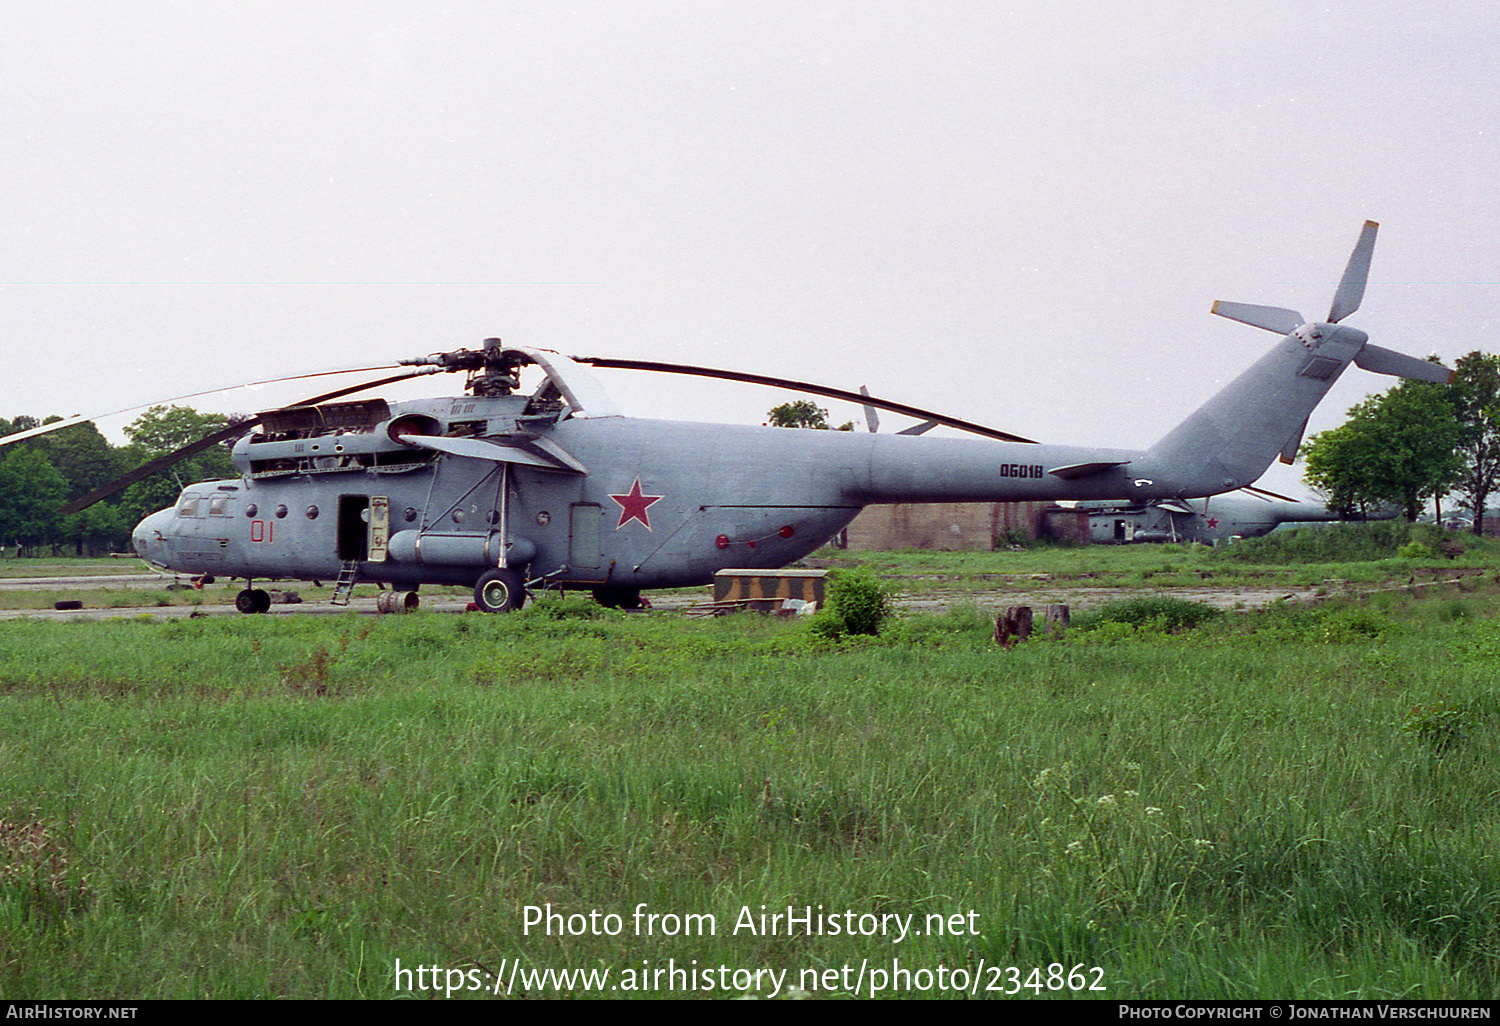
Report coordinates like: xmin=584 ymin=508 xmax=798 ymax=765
xmin=130 ymin=392 xmax=1168 ymax=597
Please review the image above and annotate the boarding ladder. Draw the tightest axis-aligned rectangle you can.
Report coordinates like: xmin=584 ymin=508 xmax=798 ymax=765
xmin=331 ymin=560 xmax=359 ymax=606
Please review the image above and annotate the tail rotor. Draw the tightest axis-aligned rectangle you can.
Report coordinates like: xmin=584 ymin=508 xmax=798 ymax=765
xmin=1211 ymin=219 xmax=1451 ymax=385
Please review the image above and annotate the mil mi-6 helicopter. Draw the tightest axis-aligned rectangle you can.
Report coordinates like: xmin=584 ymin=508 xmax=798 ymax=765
xmin=4 ymin=221 xmax=1453 ymax=613
xmin=1059 ymin=489 xmax=1345 ymax=545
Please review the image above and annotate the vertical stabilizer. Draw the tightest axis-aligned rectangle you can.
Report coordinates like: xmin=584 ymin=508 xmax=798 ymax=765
xmin=1145 ymin=221 xmax=1450 ymax=496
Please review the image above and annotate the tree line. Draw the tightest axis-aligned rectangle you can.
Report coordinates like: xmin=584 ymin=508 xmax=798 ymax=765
xmin=1302 ymin=351 xmax=1500 ymax=531
xmin=0 ymin=407 xmax=235 ymax=557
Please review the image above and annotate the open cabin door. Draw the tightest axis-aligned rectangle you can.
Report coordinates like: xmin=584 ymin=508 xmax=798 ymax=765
xmin=338 ymin=494 xmax=389 ymax=562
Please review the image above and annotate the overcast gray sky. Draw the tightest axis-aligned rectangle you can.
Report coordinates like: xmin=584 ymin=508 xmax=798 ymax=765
xmin=4 ymin=1 xmax=1498 ymax=495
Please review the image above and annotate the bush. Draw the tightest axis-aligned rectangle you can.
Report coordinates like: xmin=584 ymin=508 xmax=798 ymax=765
xmin=1078 ymin=596 xmax=1221 ymax=633
xmin=1402 ymin=696 xmax=1473 ymax=754
xmin=810 ymin=567 xmax=893 ymax=640
xmin=1214 ymin=521 xmax=1480 ymax=564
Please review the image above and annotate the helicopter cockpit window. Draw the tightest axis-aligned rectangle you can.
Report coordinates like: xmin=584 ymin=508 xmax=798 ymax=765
xmin=176 ymin=494 xmax=202 ymax=517
xmin=208 ymin=495 xmax=232 ymax=517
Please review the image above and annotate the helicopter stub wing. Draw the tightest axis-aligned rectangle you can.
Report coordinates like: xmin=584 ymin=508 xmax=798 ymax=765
xmin=398 ymin=433 xmax=588 ymax=474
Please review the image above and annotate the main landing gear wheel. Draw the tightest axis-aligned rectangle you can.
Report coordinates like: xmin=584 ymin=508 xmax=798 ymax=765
xmin=474 ymin=568 xmax=525 ymax=612
xmin=592 ymin=587 xmax=641 ymax=610
xmin=235 ymin=588 xmax=271 ymax=614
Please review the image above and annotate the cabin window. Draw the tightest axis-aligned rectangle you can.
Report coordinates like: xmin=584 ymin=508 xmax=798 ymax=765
xmin=244 ymin=504 xmax=258 ymax=517
xmin=306 ymin=505 xmax=320 ymax=520
xmin=275 ymin=504 xmax=288 ymax=519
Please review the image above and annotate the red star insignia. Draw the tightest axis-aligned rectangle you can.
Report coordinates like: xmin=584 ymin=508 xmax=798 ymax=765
xmin=609 ymin=476 xmax=663 ymax=530
xmin=1206 ymin=517 xmax=1220 ymax=529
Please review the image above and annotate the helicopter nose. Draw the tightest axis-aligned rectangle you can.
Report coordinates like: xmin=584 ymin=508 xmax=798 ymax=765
xmin=132 ymin=509 xmax=175 ymax=569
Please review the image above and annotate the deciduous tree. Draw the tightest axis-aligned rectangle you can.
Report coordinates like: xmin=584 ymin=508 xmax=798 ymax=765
xmin=1448 ymin=351 xmax=1500 ymax=534
xmin=766 ymin=400 xmax=853 ymax=431
xmin=0 ymin=447 xmax=68 ymax=555
xmin=1302 ymin=378 xmax=1463 ymax=521
xmin=116 ymin=406 xmax=235 ymax=525
xmin=768 ymin=400 xmax=831 ymax=429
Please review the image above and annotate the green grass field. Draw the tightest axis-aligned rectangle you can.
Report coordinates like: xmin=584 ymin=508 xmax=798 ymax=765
xmin=2 ymin=533 xmax=1499 ymax=999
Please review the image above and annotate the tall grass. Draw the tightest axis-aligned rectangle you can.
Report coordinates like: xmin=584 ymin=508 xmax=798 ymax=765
xmin=1 ymin=589 xmax=1498 ymax=998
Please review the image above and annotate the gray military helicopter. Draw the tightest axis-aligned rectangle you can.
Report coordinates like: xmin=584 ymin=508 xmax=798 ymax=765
xmin=6 ymin=221 xmax=1453 ymax=613
xmin=1058 ymin=489 xmax=1345 ymax=544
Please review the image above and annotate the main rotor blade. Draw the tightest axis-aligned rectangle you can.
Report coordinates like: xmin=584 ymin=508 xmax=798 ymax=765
xmin=1 ymin=363 xmax=407 ymax=449
xmin=57 ymin=369 xmax=432 ymax=517
xmin=1328 ymin=220 xmax=1378 ymax=324
xmin=57 ymin=419 xmax=250 ymax=517
xmin=571 ymin=356 xmax=1037 ymax=444
xmin=279 ymin=368 xmax=438 ymax=408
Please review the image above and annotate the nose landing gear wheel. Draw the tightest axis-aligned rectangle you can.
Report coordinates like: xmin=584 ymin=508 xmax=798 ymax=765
xmin=235 ymin=588 xmax=272 ymax=614
xmin=474 ymin=568 xmax=525 ymax=612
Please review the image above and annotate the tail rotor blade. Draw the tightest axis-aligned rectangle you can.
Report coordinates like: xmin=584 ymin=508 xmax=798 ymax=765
xmin=1353 ymin=344 xmax=1455 ymax=383
xmin=1211 ymin=301 xmax=1305 ymax=335
xmin=1328 ymin=220 xmax=1379 ymax=323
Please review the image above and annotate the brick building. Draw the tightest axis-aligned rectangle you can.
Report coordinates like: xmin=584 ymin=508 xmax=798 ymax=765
xmin=845 ymin=501 xmax=1082 ymax=550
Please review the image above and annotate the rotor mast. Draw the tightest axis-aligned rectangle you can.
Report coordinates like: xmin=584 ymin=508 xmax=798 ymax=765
xmin=400 ymin=337 xmax=529 ymax=397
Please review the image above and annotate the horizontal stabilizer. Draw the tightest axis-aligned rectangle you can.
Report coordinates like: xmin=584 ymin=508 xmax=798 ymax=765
xmin=1353 ymin=344 xmax=1454 ymax=383
xmin=1210 ymin=301 xmax=1305 ymax=335
xmin=1048 ymin=460 xmax=1129 ymax=480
